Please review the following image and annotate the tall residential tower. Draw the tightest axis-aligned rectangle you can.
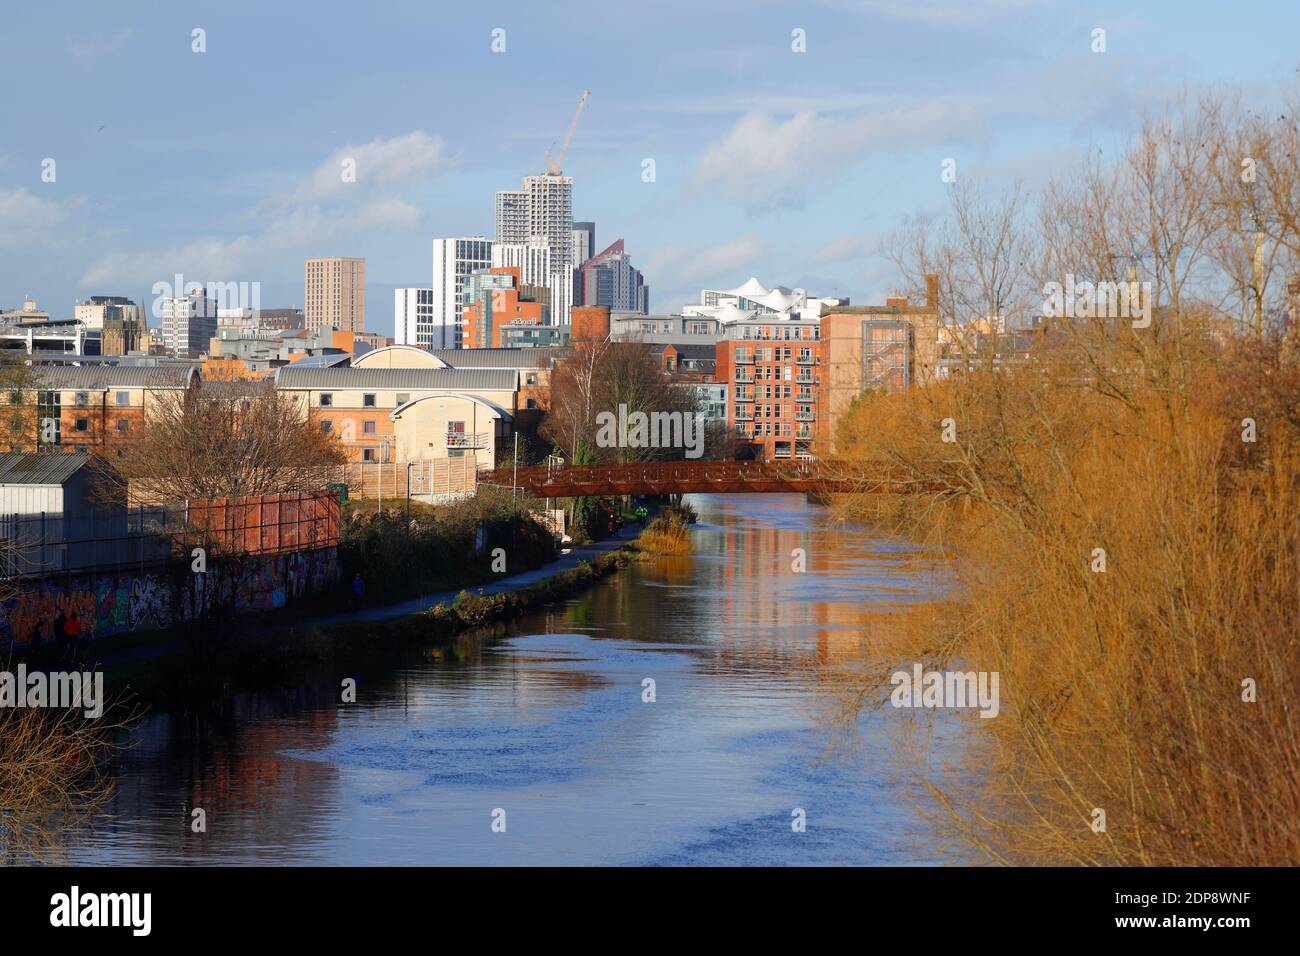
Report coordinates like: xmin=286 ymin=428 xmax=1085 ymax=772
xmin=304 ymin=257 xmax=366 ymax=333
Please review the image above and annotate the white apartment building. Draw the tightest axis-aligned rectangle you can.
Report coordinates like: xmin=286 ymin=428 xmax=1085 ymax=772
xmin=159 ymin=286 xmax=218 ymax=357
xmin=524 ymin=175 xmax=573 ymax=273
xmin=494 ymin=175 xmax=574 ymax=325
xmin=431 ymin=237 xmax=493 ymax=349
xmin=495 ymin=191 xmax=528 ymax=244
xmin=394 ymin=287 xmax=442 ymax=348
xmin=491 ymin=237 xmax=551 ymax=289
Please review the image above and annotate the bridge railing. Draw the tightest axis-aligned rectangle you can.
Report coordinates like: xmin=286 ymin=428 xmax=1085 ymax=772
xmin=480 ymin=458 xmax=970 ymax=497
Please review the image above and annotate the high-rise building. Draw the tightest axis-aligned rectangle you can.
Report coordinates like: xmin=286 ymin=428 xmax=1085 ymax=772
xmin=304 ymin=257 xmax=366 ymax=333
xmin=524 ymin=175 xmax=573 ymax=275
xmin=492 ymin=237 xmax=551 ymax=289
xmin=159 ymin=286 xmax=218 ymax=357
xmin=495 ymin=175 xmax=574 ymax=325
xmin=572 ymin=221 xmax=595 ymax=268
xmin=394 ymin=288 xmax=439 ymax=348
xmin=495 ymin=191 xmax=528 ymax=244
xmin=576 ymin=239 xmax=649 ymax=314
xmin=431 ymin=237 xmax=493 ymax=349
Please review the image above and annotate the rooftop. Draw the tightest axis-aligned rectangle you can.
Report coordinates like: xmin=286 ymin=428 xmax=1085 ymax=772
xmin=0 ymin=451 xmax=89 ymax=486
xmin=429 ymin=348 xmax=567 ymax=369
xmin=274 ymin=365 xmax=518 ymax=391
xmin=29 ymin=365 xmax=199 ymax=389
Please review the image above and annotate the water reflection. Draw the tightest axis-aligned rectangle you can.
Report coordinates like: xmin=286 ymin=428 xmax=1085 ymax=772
xmin=65 ymin=494 xmax=957 ymax=866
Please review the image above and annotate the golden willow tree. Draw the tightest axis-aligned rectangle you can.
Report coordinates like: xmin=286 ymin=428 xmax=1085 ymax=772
xmin=830 ymin=89 xmax=1300 ymax=866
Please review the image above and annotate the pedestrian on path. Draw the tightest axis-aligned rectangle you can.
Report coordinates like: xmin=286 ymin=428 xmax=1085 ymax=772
xmin=351 ymin=572 xmax=365 ymax=611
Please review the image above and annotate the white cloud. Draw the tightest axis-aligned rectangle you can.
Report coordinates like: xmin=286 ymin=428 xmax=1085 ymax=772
xmin=295 ymin=131 xmax=446 ymax=201
xmin=826 ymin=0 xmax=1039 ymax=25
xmin=811 ymin=234 xmax=879 ymax=264
xmin=0 ymin=189 xmax=77 ymax=248
xmin=71 ymin=28 xmax=134 ymax=60
xmin=80 ymin=137 xmax=437 ymax=288
xmin=695 ymin=100 xmax=985 ymax=211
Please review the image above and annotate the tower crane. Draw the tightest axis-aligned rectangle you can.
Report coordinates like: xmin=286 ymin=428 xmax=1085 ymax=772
xmin=546 ymin=90 xmax=589 ymax=176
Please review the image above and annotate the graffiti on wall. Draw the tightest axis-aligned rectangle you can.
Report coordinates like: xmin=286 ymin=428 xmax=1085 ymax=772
xmin=0 ymin=547 xmax=339 ymax=649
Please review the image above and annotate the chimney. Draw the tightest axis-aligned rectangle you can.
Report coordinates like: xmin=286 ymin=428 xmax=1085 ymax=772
xmin=925 ymin=273 xmax=939 ymax=309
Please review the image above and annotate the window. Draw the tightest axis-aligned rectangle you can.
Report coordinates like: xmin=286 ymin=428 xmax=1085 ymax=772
xmin=115 ymin=391 xmax=130 ymax=407
xmin=116 ymin=419 xmax=130 ymax=433
xmin=363 ymin=420 xmax=376 ymax=434
xmin=37 ymin=390 xmax=60 ymax=445
xmin=362 ymin=448 xmax=377 ymax=462
xmin=362 ymin=394 xmax=376 ymax=408
xmin=320 ymin=420 xmax=333 ymax=434
xmin=396 ymin=393 xmax=410 ymax=406
xmin=319 ymin=393 xmax=333 ymax=407
xmin=75 ymin=391 xmax=89 ymax=407
xmin=525 ymin=373 xmax=537 ymax=385
xmin=75 ymin=418 xmax=89 ymax=432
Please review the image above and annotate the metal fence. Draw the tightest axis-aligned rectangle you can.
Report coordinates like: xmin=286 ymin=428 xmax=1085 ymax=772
xmin=0 ymin=491 xmax=340 ymax=579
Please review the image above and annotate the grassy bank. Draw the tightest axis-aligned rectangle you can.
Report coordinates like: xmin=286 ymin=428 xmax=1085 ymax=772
xmin=321 ymin=547 xmax=635 ymax=652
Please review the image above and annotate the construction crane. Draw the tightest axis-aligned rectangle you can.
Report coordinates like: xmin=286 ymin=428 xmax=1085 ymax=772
xmin=546 ymin=89 xmax=589 ymax=176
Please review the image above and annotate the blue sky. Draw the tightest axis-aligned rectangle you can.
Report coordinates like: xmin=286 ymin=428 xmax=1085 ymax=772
xmin=2 ymin=0 xmax=1297 ymax=336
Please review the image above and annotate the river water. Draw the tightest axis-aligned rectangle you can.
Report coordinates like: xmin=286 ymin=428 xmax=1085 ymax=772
xmin=63 ymin=493 xmax=960 ymax=866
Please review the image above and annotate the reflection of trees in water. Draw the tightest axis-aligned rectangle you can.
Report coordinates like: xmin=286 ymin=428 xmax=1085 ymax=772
xmin=0 ymin=705 xmax=121 ymax=864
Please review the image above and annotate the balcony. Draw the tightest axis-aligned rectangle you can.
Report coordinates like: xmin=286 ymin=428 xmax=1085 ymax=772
xmin=447 ymin=431 xmax=491 ymax=449
xmin=795 ymin=372 xmax=818 ymax=384
xmin=734 ymin=409 xmax=754 ymax=421
xmin=796 ymin=425 xmax=815 ymax=440
xmin=734 ymin=370 xmax=755 ymax=384
xmin=796 ymin=411 xmax=815 ymax=422
xmin=795 ymin=354 xmax=818 ymax=366
xmin=733 ymin=353 xmax=755 ymax=365
xmin=796 ymin=391 xmax=816 ymax=403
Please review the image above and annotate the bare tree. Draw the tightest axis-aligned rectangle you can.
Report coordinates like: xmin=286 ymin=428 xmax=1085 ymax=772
xmin=542 ymin=341 xmax=704 ymax=463
xmin=95 ymin=378 xmax=345 ymax=504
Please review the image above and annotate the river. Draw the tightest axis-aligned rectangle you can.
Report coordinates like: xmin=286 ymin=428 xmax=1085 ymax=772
xmin=62 ymin=493 xmax=959 ymax=866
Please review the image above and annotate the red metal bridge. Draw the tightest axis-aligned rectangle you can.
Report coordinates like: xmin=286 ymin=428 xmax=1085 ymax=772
xmin=480 ymin=460 xmax=959 ymax=498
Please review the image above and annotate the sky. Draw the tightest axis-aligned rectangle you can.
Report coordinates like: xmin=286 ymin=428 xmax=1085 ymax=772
xmin=2 ymin=0 xmax=1298 ymax=337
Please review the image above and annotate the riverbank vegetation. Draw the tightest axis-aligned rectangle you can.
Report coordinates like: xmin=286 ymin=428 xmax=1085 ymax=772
xmin=323 ymin=548 xmax=634 ymax=650
xmin=833 ymin=90 xmax=1300 ymax=866
xmin=338 ymin=485 xmax=556 ymax=605
xmin=0 ymin=691 xmax=128 ymax=862
xmin=635 ymin=503 xmax=698 ymax=556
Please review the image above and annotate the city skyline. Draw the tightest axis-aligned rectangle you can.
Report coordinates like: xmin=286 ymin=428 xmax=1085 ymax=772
xmin=4 ymin=1 xmax=1298 ymax=338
